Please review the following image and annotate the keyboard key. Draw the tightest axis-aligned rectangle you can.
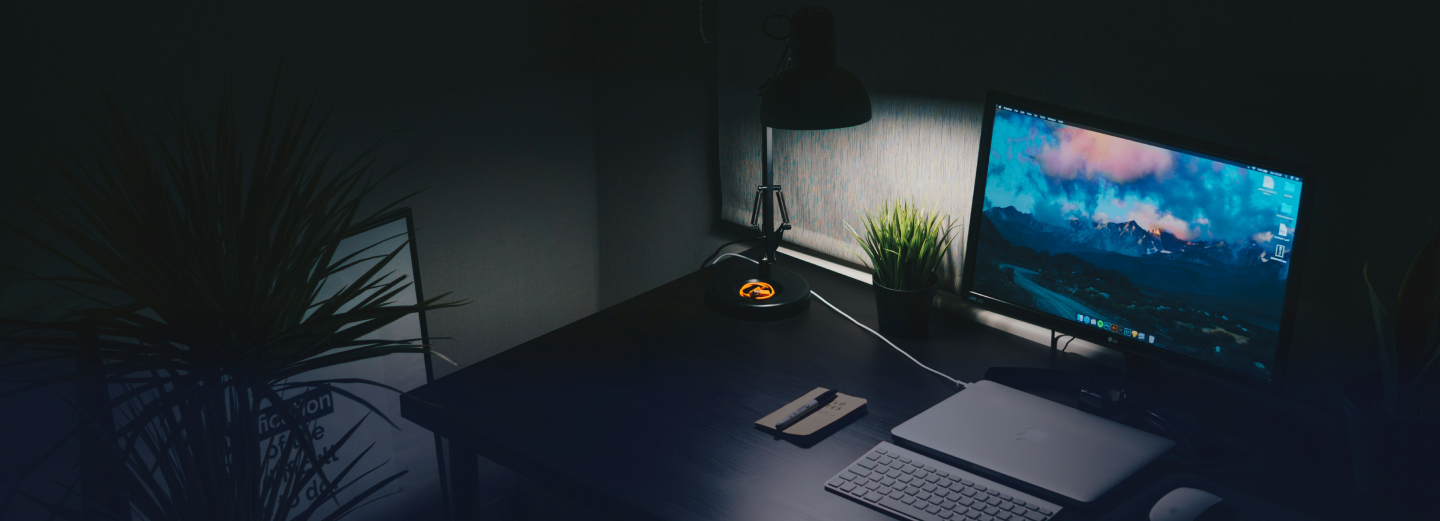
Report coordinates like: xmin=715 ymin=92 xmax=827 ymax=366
xmin=950 ymin=485 xmax=965 ymax=495
xmin=878 ymin=456 xmax=895 ymax=466
xmin=840 ymin=472 xmax=858 ymax=481
xmin=1038 ymin=508 xmax=1052 ymax=515
xmin=839 ymin=482 xmax=857 ymax=492
xmin=974 ymin=485 xmax=987 ymax=492
xmin=962 ymin=489 xmax=977 ymax=497
xmin=851 ymin=486 xmax=867 ymax=497
xmin=886 ymin=469 xmax=901 ymax=479
xmin=902 ymin=465 xmax=918 ymax=474
xmin=980 ymin=515 xmax=995 ymax=521
xmin=938 ymin=478 xmax=954 ymax=488
xmin=898 ymin=475 xmax=913 ymax=484
xmin=939 ymin=512 xmax=954 ymax=519
xmin=876 ymin=448 xmax=888 ymax=455
xmin=934 ymin=489 xmax=950 ymax=499
xmin=922 ymin=483 xmax=938 ymax=493
xmin=964 ymin=509 xmax=981 ymax=519
xmin=958 ymin=496 xmax=975 ymax=506
xmin=1013 ymin=499 xmax=1025 ymax=507
xmin=928 ymin=495 xmax=944 ymax=505
xmin=961 ymin=479 xmax=974 ymax=486
xmin=987 ymin=490 xmax=999 ymax=497
xmin=998 ymin=501 xmax=1014 ymax=511
xmin=881 ymin=477 xmax=896 ymax=487
xmin=906 ymin=485 xmax=921 ymax=495
xmin=986 ymin=497 xmax=1001 ymax=506
xmin=996 ymin=512 xmax=1013 ymax=520
xmin=985 ymin=505 xmax=1000 ymax=515
xmin=927 ymin=504 xmax=943 ymax=514
xmin=898 ymin=456 xmax=912 ymax=464
xmin=889 ymin=490 xmax=904 ymax=500
xmin=1022 ymin=511 xmax=1044 ymax=521
xmin=865 ymin=481 xmax=881 ymax=491
xmin=915 ymin=470 xmax=930 ymax=480
xmin=918 ymin=492 xmax=932 ymax=501
xmin=999 ymin=493 xmax=1012 ymax=501
xmin=923 ymin=465 xmax=938 ymax=472
xmin=865 ymin=452 xmax=880 ymax=460
xmin=942 ymin=500 xmax=957 ymax=510
xmin=937 ymin=470 xmax=949 ymax=477
xmin=863 ymin=491 xmax=883 ymax=502
xmin=902 ymin=496 xmax=917 ymax=505
xmin=925 ymin=474 xmax=941 ymax=483
xmin=858 ymin=460 xmax=878 ymax=470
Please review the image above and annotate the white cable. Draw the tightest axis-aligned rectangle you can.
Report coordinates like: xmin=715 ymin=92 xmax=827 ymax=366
xmin=808 ymin=291 xmax=969 ymax=390
xmin=708 ymin=251 xmax=970 ymax=390
xmin=710 ymin=252 xmax=756 ymax=266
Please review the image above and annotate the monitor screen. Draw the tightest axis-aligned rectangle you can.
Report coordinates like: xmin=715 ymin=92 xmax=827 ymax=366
xmin=967 ymin=98 xmax=1303 ymax=382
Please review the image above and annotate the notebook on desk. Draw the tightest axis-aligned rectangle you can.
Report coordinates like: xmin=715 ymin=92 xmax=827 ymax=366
xmin=891 ymin=380 xmax=1174 ymax=505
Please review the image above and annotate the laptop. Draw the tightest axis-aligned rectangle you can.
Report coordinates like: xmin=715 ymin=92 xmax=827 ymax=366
xmin=891 ymin=380 xmax=1174 ymax=505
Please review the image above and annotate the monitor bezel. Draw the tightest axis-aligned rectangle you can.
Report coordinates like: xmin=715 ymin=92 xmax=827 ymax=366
xmin=961 ymin=91 xmax=1313 ymax=391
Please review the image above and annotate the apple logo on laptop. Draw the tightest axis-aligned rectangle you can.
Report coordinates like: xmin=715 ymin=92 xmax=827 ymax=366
xmin=1015 ymin=427 xmax=1049 ymax=441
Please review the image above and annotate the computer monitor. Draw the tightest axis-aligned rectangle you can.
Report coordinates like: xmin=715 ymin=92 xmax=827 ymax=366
xmin=961 ymin=92 xmax=1309 ymax=387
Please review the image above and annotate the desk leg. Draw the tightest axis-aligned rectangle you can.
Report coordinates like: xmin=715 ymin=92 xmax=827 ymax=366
xmin=447 ymin=439 xmax=482 ymax=521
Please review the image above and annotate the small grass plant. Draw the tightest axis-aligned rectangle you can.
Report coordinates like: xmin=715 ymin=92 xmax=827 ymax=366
xmin=846 ymin=200 xmax=958 ymax=291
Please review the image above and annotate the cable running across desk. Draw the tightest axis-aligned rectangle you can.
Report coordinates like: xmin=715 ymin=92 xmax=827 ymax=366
xmin=709 ymin=252 xmax=971 ymax=390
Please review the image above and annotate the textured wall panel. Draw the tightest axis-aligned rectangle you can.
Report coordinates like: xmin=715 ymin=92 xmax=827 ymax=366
xmin=719 ymin=86 xmax=982 ymax=293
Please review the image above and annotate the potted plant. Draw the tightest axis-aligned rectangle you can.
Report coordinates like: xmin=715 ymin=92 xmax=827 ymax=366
xmin=0 ymin=84 xmax=466 ymax=520
xmin=846 ymin=200 xmax=958 ymax=338
xmin=1348 ymin=228 xmax=1440 ymax=497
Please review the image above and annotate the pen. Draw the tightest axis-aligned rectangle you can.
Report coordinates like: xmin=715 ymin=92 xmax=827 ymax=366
xmin=775 ymin=389 xmax=839 ymax=431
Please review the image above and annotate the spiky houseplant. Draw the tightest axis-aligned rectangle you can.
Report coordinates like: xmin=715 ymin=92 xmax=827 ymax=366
xmin=846 ymin=200 xmax=959 ymax=290
xmin=0 ymin=82 xmax=465 ymax=521
xmin=1364 ymin=229 xmax=1440 ymax=419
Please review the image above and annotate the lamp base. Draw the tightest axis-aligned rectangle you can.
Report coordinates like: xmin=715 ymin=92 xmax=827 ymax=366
xmin=706 ymin=265 xmax=810 ymax=321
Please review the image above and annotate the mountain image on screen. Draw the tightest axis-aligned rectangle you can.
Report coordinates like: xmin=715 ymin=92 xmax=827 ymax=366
xmin=971 ymin=109 xmax=1302 ymax=380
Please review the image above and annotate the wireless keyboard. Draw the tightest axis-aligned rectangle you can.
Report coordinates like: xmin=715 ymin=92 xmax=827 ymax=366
xmin=825 ymin=441 xmax=1062 ymax=521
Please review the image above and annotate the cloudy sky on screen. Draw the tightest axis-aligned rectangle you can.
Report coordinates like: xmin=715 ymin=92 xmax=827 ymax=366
xmin=982 ymin=110 xmax=1301 ymax=246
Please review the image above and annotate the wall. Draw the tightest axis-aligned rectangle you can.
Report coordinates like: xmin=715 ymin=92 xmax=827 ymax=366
xmin=590 ymin=0 xmax=733 ymax=308
xmin=717 ymin=0 xmax=1440 ymax=411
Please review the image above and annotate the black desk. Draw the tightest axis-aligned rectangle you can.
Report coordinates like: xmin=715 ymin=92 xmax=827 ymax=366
xmin=401 ymin=256 xmax=1352 ymax=521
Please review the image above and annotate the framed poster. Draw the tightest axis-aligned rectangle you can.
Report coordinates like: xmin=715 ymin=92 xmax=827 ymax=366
xmin=274 ymin=208 xmax=451 ymax=520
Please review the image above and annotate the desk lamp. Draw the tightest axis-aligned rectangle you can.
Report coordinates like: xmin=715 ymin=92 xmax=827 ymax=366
xmin=707 ymin=6 xmax=871 ymax=320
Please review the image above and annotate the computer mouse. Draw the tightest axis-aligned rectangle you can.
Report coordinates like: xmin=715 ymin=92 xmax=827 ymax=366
xmin=1149 ymin=487 xmax=1236 ymax=521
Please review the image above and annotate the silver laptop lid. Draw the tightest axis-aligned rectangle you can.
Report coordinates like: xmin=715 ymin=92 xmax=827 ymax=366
xmin=891 ymin=380 xmax=1174 ymax=504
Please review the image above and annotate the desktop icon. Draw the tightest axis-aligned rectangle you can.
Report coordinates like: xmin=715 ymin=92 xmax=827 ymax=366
xmin=1111 ymin=325 xmax=1121 ymax=333
xmin=1262 ymin=176 xmax=1275 ymax=190
xmin=1090 ymin=318 xmax=1097 ymax=325
xmin=1284 ymin=181 xmax=1296 ymax=193
xmin=1148 ymin=335 xmax=1155 ymax=343
xmin=1123 ymin=328 xmax=1132 ymax=336
xmin=1078 ymin=313 xmax=1085 ymax=322
xmin=1278 ymin=223 xmax=1288 ymax=237
xmin=1276 ymin=245 xmax=1286 ymax=258
xmin=1097 ymin=320 xmax=1105 ymax=328
xmin=1280 ymin=203 xmax=1294 ymax=215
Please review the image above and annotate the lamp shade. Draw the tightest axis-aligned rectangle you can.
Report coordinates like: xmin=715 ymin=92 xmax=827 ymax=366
xmin=760 ymin=7 xmax=871 ymax=130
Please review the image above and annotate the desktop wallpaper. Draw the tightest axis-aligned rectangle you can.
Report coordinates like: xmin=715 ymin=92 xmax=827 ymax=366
xmin=971 ymin=108 xmax=1302 ymax=380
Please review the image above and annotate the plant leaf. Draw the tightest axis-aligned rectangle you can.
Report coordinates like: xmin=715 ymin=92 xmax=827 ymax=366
xmin=1395 ymin=230 xmax=1440 ymax=388
xmin=1365 ymin=264 xmax=1400 ymax=416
